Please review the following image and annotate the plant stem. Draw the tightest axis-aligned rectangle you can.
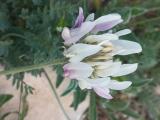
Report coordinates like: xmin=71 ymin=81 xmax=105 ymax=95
xmin=18 ymin=90 xmax=22 ymax=120
xmin=124 ymin=6 xmax=160 ymax=25
xmin=0 ymin=59 xmax=66 ymax=76
xmin=131 ymin=7 xmax=160 ymax=19
xmin=134 ymin=16 xmax=160 ymax=25
xmin=43 ymin=70 xmax=71 ymax=120
xmin=88 ymin=91 xmax=97 ymax=120
xmin=0 ymin=33 xmax=27 ymax=41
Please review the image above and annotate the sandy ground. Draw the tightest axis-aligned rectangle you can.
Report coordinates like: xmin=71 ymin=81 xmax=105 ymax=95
xmin=0 ymin=68 xmax=88 ymax=120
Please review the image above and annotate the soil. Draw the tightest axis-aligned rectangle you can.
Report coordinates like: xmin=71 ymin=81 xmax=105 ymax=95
xmin=0 ymin=67 xmax=89 ymax=120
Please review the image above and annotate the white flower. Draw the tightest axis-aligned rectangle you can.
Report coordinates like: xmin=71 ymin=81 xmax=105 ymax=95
xmin=84 ymin=29 xmax=131 ymax=43
xmin=64 ymin=29 xmax=142 ymax=63
xmin=64 ymin=43 xmax=102 ymax=63
xmin=110 ymin=39 xmax=142 ymax=56
xmin=78 ymin=77 xmax=111 ymax=89
xmin=63 ymin=60 xmax=136 ymax=99
xmin=63 ymin=62 xmax=93 ymax=79
xmin=91 ymin=13 xmax=123 ymax=33
xmin=62 ymin=22 xmax=95 ymax=45
xmin=62 ymin=7 xmax=123 ymax=45
xmin=62 ymin=7 xmax=142 ymax=99
xmin=94 ymin=80 xmax=132 ymax=99
xmin=78 ymin=77 xmax=132 ymax=99
xmin=84 ymin=29 xmax=142 ymax=56
xmin=89 ymin=61 xmax=138 ymax=77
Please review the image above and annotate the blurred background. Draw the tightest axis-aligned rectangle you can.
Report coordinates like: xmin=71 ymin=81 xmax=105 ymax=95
xmin=0 ymin=0 xmax=160 ymax=120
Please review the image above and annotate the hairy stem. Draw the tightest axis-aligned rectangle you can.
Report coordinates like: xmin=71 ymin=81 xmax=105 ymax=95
xmin=0 ymin=59 xmax=66 ymax=76
xmin=43 ymin=70 xmax=71 ymax=120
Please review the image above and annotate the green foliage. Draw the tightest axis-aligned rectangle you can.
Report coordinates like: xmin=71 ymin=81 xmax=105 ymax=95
xmin=71 ymin=87 xmax=88 ymax=110
xmin=61 ymin=80 xmax=77 ymax=96
xmin=122 ymin=108 xmax=140 ymax=119
xmin=0 ymin=94 xmax=13 ymax=107
xmin=0 ymin=94 xmax=16 ymax=120
xmin=55 ymin=65 xmax=64 ymax=88
xmin=100 ymin=99 xmax=142 ymax=119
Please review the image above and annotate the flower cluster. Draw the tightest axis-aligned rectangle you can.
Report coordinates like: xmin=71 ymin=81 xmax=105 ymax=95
xmin=62 ymin=7 xmax=142 ymax=99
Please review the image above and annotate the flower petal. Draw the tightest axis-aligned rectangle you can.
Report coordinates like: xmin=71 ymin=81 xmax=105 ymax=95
xmin=92 ymin=13 xmax=123 ymax=33
xmin=112 ymin=63 xmax=138 ymax=77
xmin=73 ymin=7 xmax=84 ymax=28
xmin=95 ymin=61 xmax=122 ymax=77
xmin=61 ymin=27 xmax=71 ymax=43
xmin=78 ymin=77 xmax=111 ymax=89
xmin=88 ymin=60 xmax=113 ymax=66
xmin=84 ymin=33 xmax=119 ymax=43
xmin=108 ymin=80 xmax=132 ymax=90
xmin=63 ymin=21 xmax=96 ymax=45
xmin=115 ymin=29 xmax=131 ymax=36
xmin=85 ymin=13 xmax=95 ymax=21
xmin=94 ymin=87 xmax=113 ymax=99
xmin=78 ymin=80 xmax=91 ymax=89
xmin=65 ymin=43 xmax=102 ymax=62
xmin=63 ymin=62 xmax=93 ymax=79
xmin=110 ymin=40 xmax=142 ymax=55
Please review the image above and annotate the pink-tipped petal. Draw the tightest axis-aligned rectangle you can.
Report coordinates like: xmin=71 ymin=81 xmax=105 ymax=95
xmin=92 ymin=14 xmax=123 ymax=33
xmin=63 ymin=62 xmax=93 ymax=79
xmin=94 ymin=87 xmax=113 ymax=99
xmin=64 ymin=21 xmax=96 ymax=45
xmin=73 ymin=7 xmax=84 ymax=28
xmin=61 ymin=27 xmax=71 ymax=43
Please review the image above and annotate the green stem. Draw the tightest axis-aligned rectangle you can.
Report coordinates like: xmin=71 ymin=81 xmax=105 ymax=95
xmin=134 ymin=16 xmax=160 ymax=25
xmin=0 ymin=59 xmax=66 ymax=76
xmin=88 ymin=91 xmax=97 ymax=120
xmin=0 ymin=33 xmax=27 ymax=41
xmin=43 ymin=70 xmax=71 ymax=120
xmin=131 ymin=7 xmax=160 ymax=19
xmin=123 ymin=6 xmax=160 ymax=25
